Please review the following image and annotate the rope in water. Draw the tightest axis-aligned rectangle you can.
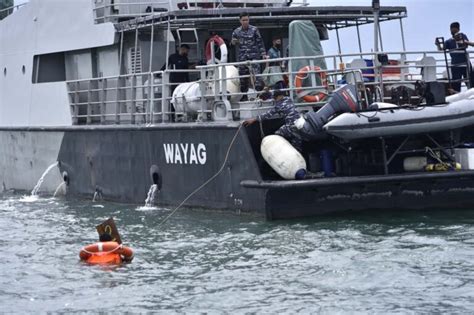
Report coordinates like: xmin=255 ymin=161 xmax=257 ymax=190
xmin=81 ymin=244 xmax=122 ymax=255
xmin=157 ymin=123 xmax=244 ymax=226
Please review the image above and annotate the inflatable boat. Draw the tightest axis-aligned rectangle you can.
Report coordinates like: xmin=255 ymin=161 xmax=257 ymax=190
xmin=323 ymin=88 xmax=474 ymax=140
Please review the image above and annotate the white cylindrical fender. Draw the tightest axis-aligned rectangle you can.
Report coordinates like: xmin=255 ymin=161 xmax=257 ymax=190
xmin=261 ymin=135 xmax=307 ymax=180
xmin=403 ymin=156 xmax=428 ymax=172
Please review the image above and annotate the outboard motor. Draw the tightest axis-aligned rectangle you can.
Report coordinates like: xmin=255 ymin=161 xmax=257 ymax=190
xmin=296 ymin=84 xmax=360 ymax=140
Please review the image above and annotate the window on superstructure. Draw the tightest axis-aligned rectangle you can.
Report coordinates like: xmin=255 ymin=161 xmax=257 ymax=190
xmin=32 ymin=52 xmax=66 ymax=83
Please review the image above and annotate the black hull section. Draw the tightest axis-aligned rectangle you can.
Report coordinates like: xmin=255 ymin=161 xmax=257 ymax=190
xmin=56 ymin=124 xmax=266 ymax=216
xmin=243 ymin=171 xmax=474 ymax=219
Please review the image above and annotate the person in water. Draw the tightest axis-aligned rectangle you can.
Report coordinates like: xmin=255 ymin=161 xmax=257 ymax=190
xmin=436 ymin=22 xmax=474 ymax=92
xmin=243 ymin=89 xmax=302 ymax=152
xmin=80 ymin=233 xmax=134 ymax=264
xmin=99 ymin=233 xmax=133 ymax=262
xmin=99 ymin=233 xmax=113 ymax=242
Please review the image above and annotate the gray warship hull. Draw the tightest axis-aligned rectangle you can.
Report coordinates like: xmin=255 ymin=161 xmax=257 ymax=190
xmin=3 ymin=125 xmax=474 ymax=220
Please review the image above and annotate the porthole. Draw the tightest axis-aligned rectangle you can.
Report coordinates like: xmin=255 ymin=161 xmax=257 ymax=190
xmin=22 ymin=65 xmax=25 ymax=74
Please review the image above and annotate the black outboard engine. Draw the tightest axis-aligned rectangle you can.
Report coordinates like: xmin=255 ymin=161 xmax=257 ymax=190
xmin=297 ymin=84 xmax=360 ymax=140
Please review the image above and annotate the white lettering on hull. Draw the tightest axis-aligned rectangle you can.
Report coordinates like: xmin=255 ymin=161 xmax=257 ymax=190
xmin=163 ymin=143 xmax=207 ymax=165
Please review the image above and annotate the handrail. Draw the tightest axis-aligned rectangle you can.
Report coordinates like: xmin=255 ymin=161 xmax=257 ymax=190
xmin=92 ymin=0 xmax=300 ymax=23
xmin=66 ymin=49 xmax=474 ymax=85
xmin=66 ymin=49 xmax=474 ymax=126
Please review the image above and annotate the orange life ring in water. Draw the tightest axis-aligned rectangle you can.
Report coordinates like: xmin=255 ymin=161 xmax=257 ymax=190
xmin=295 ymin=66 xmax=328 ymax=102
xmin=205 ymin=35 xmax=228 ymax=64
xmin=79 ymin=241 xmax=134 ymax=265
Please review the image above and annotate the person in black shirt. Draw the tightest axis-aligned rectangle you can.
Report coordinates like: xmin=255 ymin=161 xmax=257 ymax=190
xmin=160 ymin=44 xmax=194 ymax=121
xmin=161 ymin=44 xmax=192 ymax=94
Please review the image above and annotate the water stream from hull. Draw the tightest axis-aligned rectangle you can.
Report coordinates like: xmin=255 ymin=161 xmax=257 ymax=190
xmin=92 ymin=191 xmax=100 ymax=202
xmin=53 ymin=182 xmax=66 ymax=198
xmin=144 ymin=184 xmax=158 ymax=207
xmin=31 ymin=162 xmax=59 ymax=196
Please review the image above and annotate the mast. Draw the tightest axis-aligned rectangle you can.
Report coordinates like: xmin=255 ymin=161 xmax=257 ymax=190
xmin=373 ymin=0 xmax=380 ymax=53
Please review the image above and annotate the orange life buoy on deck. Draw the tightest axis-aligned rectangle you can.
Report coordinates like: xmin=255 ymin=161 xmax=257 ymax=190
xmin=205 ymin=35 xmax=228 ymax=64
xmin=79 ymin=241 xmax=134 ymax=265
xmin=295 ymin=66 xmax=328 ymax=103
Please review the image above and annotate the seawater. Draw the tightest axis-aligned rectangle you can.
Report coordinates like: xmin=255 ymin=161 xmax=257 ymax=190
xmin=1 ymin=191 xmax=474 ymax=313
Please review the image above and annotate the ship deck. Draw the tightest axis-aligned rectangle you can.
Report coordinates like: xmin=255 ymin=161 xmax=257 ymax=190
xmin=241 ymin=170 xmax=474 ymax=190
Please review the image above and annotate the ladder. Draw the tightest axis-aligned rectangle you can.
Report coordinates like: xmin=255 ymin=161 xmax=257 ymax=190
xmin=174 ymin=28 xmax=201 ymax=61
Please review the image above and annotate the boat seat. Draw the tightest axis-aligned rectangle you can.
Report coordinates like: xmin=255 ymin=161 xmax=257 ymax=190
xmin=342 ymin=58 xmax=404 ymax=84
xmin=345 ymin=59 xmax=367 ymax=85
xmin=416 ymin=56 xmax=437 ymax=82
xmin=381 ymin=59 xmax=402 ymax=80
xmin=338 ymin=59 xmax=370 ymax=85
xmin=345 ymin=58 xmax=374 ymax=83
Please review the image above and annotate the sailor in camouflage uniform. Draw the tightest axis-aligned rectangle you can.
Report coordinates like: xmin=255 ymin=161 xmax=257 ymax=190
xmin=232 ymin=12 xmax=267 ymax=92
xmin=244 ymin=90 xmax=303 ymax=152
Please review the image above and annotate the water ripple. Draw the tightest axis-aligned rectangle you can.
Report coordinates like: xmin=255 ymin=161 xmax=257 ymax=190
xmin=0 ymin=193 xmax=474 ymax=312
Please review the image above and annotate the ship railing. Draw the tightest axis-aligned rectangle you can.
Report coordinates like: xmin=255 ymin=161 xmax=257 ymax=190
xmin=0 ymin=3 xmax=27 ymax=21
xmin=66 ymin=70 xmax=190 ymax=125
xmin=291 ymin=49 xmax=474 ymax=103
xmin=93 ymin=0 xmax=172 ymax=24
xmin=66 ymin=49 xmax=473 ymax=125
xmin=200 ymin=49 xmax=473 ymax=109
xmin=92 ymin=0 xmax=306 ymax=24
xmin=194 ymin=49 xmax=473 ymax=113
xmin=179 ymin=0 xmax=308 ymax=9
